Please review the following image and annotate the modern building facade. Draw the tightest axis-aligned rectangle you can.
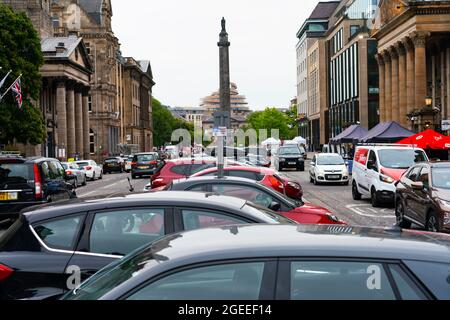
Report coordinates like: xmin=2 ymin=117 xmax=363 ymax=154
xmin=298 ymin=1 xmax=340 ymax=149
xmin=372 ymin=0 xmax=450 ymax=132
xmin=326 ymin=0 xmax=380 ymax=139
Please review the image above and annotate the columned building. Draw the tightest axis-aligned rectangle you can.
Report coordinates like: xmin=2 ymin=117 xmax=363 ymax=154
xmin=372 ymin=0 xmax=450 ymax=132
xmin=326 ymin=0 xmax=380 ymax=139
xmin=40 ymin=36 xmax=92 ymax=160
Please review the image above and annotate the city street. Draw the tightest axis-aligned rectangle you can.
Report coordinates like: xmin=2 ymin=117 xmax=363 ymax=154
xmin=74 ymin=159 xmax=396 ymax=229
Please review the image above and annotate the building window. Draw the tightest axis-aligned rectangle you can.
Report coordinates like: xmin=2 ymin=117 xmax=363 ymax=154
xmin=52 ymin=14 xmax=60 ymax=28
xmin=350 ymin=25 xmax=360 ymax=38
xmin=88 ymin=95 xmax=92 ymax=112
xmin=90 ymin=129 xmax=95 ymax=154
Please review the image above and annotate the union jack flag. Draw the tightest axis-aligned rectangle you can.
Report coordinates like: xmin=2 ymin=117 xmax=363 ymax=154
xmin=11 ymin=78 xmax=22 ymax=109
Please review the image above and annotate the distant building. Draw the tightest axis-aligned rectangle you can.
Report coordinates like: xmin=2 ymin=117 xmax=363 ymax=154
xmin=171 ymin=106 xmax=205 ymax=127
xmin=200 ymin=82 xmax=252 ymax=119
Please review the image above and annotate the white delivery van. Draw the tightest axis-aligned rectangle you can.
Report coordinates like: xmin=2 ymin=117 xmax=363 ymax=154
xmin=352 ymin=144 xmax=428 ymax=207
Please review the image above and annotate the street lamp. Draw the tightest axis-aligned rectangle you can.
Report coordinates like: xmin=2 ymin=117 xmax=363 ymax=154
xmin=425 ymin=97 xmax=433 ymax=108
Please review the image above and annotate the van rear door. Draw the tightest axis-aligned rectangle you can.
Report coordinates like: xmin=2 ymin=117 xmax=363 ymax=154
xmin=0 ymin=160 xmax=35 ymax=206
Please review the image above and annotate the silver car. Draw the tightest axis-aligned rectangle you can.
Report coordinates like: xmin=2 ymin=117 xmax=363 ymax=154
xmin=62 ymin=162 xmax=87 ymax=187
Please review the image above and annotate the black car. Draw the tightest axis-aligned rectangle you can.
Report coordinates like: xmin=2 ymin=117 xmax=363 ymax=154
xmin=103 ymin=157 xmax=124 ymax=174
xmin=273 ymin=146 xmax=305 ymax=171
xmin=131 ymin=153 xmax=162 ymax=179
xmin=0 ymin=156 xmax=76 ymax=217
xmin=0 ymin=192 xmax=294 ymax=300
xmin=62 ymin=224 xmax=450 ymax=300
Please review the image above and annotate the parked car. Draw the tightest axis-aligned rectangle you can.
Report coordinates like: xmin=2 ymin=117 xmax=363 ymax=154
xmin=75 ymin=160 xmax=103 ymax=181
xmin=309 ymin=153 xmax=349 ymax=185
xmin=190 ymin=166 xmax=303 ymax=200
xmin=103 ymin=157 xmax=124 ymax=174
xmin=352 ymin=145 xmax=428 ymax=207
xmin=245 ymin=154 xmax=271 ymax=167
xmin=150 ymin=158 xmax=239 ymax=189
xmin=395 ymin=161 xmax=450 ymax=233
xmin=0 ymin=156 xmax=76 ymax=216
xmin=0 ymin=192 xmax=294 ymax=300
xmin=164 ymin=176 xmax=345 ymax=225
xmin=124 ymin=155 xmax=134 ymax=173
xmin=62 ymin=162 xmax=87 ymax=187
xmin=131 ymin=153 xmax=163 ymax=179
xmin=273 ymin=145 xmax=305 ymax=171
xmin=62 ymin=224 xmax=450 ymax=300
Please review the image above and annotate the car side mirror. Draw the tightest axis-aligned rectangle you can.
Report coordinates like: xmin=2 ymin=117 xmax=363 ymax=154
xmin=411 ymin=181 xmax=424 ymax=191
xmin=269 ymin=202 xmax=281 ymax=211
xmin=311 ymin=162 xmax=315 ymax=166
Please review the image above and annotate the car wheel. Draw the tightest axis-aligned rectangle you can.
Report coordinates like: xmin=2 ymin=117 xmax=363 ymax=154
xmin=395 ymin=200 xmax=411 ymax=229
xmin=352 ymin=181 xmax=362 ymax=200
xmin=132 ymin=174 xmax=137 ymax=179
xmin=371 ymin=188 xmax=380 ymax=208
xmin=343 ymin=181 xmax=349 ymax=186
xmin=99 ymin=172 xmax=103 ymax=180
xmin=313 ymin=177 xmax=319 ymax=185
xmin=426 ymin=211 xmax=441 ymax=233
xmin=73 ymin=179 xmax=78 ymax=188
xmin=82 ymin=177 xmax=87 ymax=186
xmin=310 ymin=175 xmax=314 ymax=184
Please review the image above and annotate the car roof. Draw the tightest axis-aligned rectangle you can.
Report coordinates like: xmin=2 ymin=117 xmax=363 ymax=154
xmin=174 ymin=176 xmax=264 ymax=185
xmin=429 ymin=161 xmax=450 ymax=168
xmin=138 ymin=224 xmax=450 ymax=267
xmin=20 ymin=192 xmax=250 ymax=224
xmin=195 ymin=166 xmax=273 ymax=175
xmin=356 ymin=145 xmax=426 ymax=151
xmin=165 ymin=157 xmax=218 ymax=164
xmin=316 ymin=153 xmax=343 ymax=157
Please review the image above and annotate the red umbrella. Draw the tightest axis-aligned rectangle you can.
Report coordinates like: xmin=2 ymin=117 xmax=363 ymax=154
xmin=397 ymin=129 xmax=450 ymax=149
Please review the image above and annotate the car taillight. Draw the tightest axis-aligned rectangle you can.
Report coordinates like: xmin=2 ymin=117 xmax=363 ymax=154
xmin=0 ymin=264 xmax=13 ymax=282
xmin=131 ymin=162 xmax=137 ymax=167
xmin=66 ymin=170 xmax=73 ymax=175
xmin=268 ymin=175 xmax=283 ymax=189
xmin=150 ymin=161 xmax=158 ymax=165
xmin=34 ymin=164 xmax=43 ymax=200
xmin=85 ymin=166 xmax=92 ymax=171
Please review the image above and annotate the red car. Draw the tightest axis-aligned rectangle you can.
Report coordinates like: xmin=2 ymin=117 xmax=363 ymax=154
xmin=191 ymin=166 xmax=303 ymax=200
xmin=165 ymin=176 xmax=346 ymax=226
xmin=150 ymin=158 xmax=241 ymax=189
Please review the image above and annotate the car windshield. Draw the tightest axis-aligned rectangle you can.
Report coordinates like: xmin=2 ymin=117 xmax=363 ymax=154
xmin=62 ymin=164 xmax=68 ymax=169
xmin=378 ymin=149 xmax=427 ymax=169
xmin=63 ymin=245 xmax=160 ymax=300
xmin=0 ymin=163 xmax=32 ymax=184
xmin=105 ymin=159 xmax=118 ymax=163
xmin=244 ymin=203 xmax=296 ymax=224
xmin=77 ymin=162 xmax=89 ymax=167
xmin=137 ymin=154 xmax=156 ymax=162
xmin=317 ymin=156 xmax=345 ymax=166
xmin=279 ymin=147 xmax=300 ymax=155
xmin=432 ymin=168 xmax=450 ymax=189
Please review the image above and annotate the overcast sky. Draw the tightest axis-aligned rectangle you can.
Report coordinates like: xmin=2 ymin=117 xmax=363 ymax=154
xmin=112 ymin=0 xmax=319 ymax=110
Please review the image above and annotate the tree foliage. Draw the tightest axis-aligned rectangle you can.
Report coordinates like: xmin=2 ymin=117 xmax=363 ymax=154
xmin=247 ymin=107 xmax=294 ymax=140
xmin=0 ymin=4 xmax=46 ymax=146
xmin=152 ymin=98 xmax=194 ymax=147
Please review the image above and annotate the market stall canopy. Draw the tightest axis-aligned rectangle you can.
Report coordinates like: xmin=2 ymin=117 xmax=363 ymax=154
xmin=292 ymin=136 xmax=307 ymax=145
xmin=330 ymin=125 xmax=368 ymax=144
xmin=396 ymin=129 xmax=450 ymax=149
xmin=360 ymin=121 xmax=414 ymax=143
xmin=261 ymin=137 xmax=281 ymax=146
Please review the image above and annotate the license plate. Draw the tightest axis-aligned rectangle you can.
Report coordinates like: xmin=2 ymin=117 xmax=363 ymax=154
xmin=0 ymin=192 xmax=18 ymax=201
xmin=108 ymin=164 xmax=115 ymax=167
xmin=288 ymin=162 xmax=296 ymax=165
xmin=139 ymin=166 xmax=148 ymax=170
xmin=328 ymin=175 xmax=340 ymax=179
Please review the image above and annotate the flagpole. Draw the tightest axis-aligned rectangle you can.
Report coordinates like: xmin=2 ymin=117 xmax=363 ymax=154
xmin=0 ymin=74 xmax=22 ymax=102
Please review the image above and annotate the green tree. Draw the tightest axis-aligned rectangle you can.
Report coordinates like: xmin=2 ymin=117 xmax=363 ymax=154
xmin=152 ymin=98 xmax=195 ymax=147
xmin=285 ymin=103 xmax=299 ymax=138
xmin=0 ymin=4 xmax=45 ymax=146
xmin=247 ymin=107 xmax=293 ymax=140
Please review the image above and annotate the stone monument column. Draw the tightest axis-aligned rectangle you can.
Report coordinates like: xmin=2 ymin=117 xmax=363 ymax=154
xmin=404 ymin=38 xmax=416 ymax=124
xmin=384 ymin=52 xmax=392 ymax=121
xmin=376 ymin=54 xmax=386 ymax=122
xmin=396 ymin=43 xmax=408 ymax=127
xmin=413 ymin=32 xmax=429 ymax=110
xmin=390 ymin=47 xmax=400 ymax=123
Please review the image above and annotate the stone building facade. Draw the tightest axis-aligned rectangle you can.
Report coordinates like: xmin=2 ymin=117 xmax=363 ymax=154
xmin=372 ymin=0 xmax=450 ymax=132
xmin=122 ymin=57 xmax=154 ymax=153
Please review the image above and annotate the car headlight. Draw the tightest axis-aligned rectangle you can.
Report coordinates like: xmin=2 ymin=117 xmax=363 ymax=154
xmin=380 ymin=175 xmax=395 ymax=184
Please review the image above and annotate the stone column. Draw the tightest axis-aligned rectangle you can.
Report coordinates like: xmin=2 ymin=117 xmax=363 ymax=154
xmin=447 ymin=46 xmax=450 ymax=120
xmin=384 ymin=52 xmax=392 ymax=122
xmin=441 ymin=45 xmax=446 ymax=120
xmin=82 ymin=88 xmax=90 ymax=160
xmin=376 ymin=54 xmax=386 ymax=122
xmin=75 ymin=85 xmax=84 ymax=159
xmin=66 ymin=82 xmax=76 ymax=159
xmin=413 ymin=32 xmax=428 ymax=111
xmin=404 ymin=38 xmax=416 ymax=122
xmin=390 ymin=47 xmax=400 ymax=123
xmin=56 ymin=80 xmax=67 ymax=160
xmin=396 ymin=43 xmax=408 ymax=127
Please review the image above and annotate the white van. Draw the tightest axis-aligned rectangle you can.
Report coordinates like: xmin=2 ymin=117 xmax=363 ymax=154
xmin=352 ymin=145 xmax=428 ymax=207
